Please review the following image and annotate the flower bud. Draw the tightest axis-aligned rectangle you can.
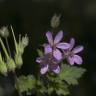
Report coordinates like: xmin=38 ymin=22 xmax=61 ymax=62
xmin=50 ymin=14 xmax=61 ymax=28
xmin=15 ymin=53 xmax=23 ymax=68
xmin=0 ymin=26 xmax=9 ymax=38
xmin=6 ymin=58 xmax=16 ymax=72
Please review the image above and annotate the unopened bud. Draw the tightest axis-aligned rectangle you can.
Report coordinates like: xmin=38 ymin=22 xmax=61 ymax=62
xmin=50 ymin=14 xmax=61 ymax=28
xmin=0 ymin=26 xmax=9 ymax=38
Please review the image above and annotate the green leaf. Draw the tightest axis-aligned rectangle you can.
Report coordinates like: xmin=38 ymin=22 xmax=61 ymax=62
xmin=56 ymin=88 xmax=69 ymax=96
xmin=47 ymin=87 xmax=54 ymax=95
xmin=55 ymin=79 xmax=70 ymax=96
xmin=39 ymin=85 xmax=46 ymax=94
xmin=15 ymin=75 xmax=36 ymax=93
xmin=46 ymin=73 xmax=70 ymax=95
xmin=58 ymin=64 xmax=86 ymax=85
xmin=36 ymin=79 xmax=47 ymax=94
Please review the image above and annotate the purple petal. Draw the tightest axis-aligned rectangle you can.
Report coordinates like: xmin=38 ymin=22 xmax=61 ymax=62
xmin=54 ymin=31 xmax=63 ymax=44
xmin=44 ymin=44 xmax=52 ymax=54
xmin=53 ymin=49 xmax=62 ymax=60
xmin=46 ymin=31 xmax=53 ymax=45
xmin=67 ymin=56 xmax=74 ymax=65
xmin=73 ymin=55 xmax=83 ymax=65
xmin=51 ymin=64 xmax=60 ymax=74
xmin=36 ymin=57 xmax=42 ymax=63
xmin=40 ymin=64 xmax=48 ymax=74
xmin=72 ymin=46 xmax=84 ymax=54
xmin=56 ymin=43 xmax=70 ymax=49
xmin=69 ymin=38 xmax=75 ymax=50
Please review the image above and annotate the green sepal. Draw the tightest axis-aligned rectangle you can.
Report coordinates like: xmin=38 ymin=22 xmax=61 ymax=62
xmin=15 ymin=53 xmax=23 ymax=68
xmin=37 ymin=49 xmax=43 ymax=56
xmin=0 ymin=53 xmax=7 ymax=76
xmin=17 ymin=43 xmax=24 ymax=55
xmin=21 ymin=34 xmax=29 ymax=48
xmin=16 ymin=34 xmax=29 ymax=55
xmin=6 ymin=58 xmax=16 ymax=72
xmin=0 ymin=63 xmax=7 ymax=76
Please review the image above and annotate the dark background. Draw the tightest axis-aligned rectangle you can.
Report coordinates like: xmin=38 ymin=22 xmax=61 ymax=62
xmin=0 ymin=0 xmax=96 ymax=96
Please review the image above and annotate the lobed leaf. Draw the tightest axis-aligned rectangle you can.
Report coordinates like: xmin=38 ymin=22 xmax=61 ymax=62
xmin=58 ymin=64 xmax=86 ymax=85
xmin=15 ymin=75 xmax=36 ymax=93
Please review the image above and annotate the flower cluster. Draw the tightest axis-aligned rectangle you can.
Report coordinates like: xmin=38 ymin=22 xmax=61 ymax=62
xmin=36 ymin=31 xmax=84 ymax=75
xmin=0 ymin=16 xmax=86 ymax=96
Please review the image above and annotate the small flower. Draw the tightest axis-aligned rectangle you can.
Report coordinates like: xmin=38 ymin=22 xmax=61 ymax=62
xmin=36 ymin=53 xmax=60 ymax=75
xmin=44 ymin=31 xmax=70 ymax=61
xmin=63 ymin=38 xmax=84 ymax=65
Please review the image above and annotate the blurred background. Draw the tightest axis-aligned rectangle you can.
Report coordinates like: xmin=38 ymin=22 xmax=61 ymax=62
xmin=0 ymin=0 xmax=96 ymax=96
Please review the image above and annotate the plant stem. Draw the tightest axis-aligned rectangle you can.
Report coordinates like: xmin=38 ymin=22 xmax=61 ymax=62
xmin=10 ymin=26 xmax=22 ymax=96
xmin=0 ymin=37 xmax=10 ymax=59
xmin=5 ymin=37 xmax=11 ymax=57
xmin=5 ymin=38 xmax=22 ymax=96
xmin=10 ymin=26 xmax=18 ymax=54
xmin=13 ymin=71 xmax=22 ymax=96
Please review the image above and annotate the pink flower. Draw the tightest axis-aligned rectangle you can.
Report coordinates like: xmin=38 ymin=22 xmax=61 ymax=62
xmin=36 ymin=53 xmax=60 ymax=75
xmin=44 ymin=31 xmax=70 ymax=61
xmin=64 ymin=38 xmax=84 ymax=65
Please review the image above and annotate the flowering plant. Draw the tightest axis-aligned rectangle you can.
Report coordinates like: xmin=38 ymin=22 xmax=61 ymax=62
xmin=0 ymin=14 xmax=86 ymax=96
